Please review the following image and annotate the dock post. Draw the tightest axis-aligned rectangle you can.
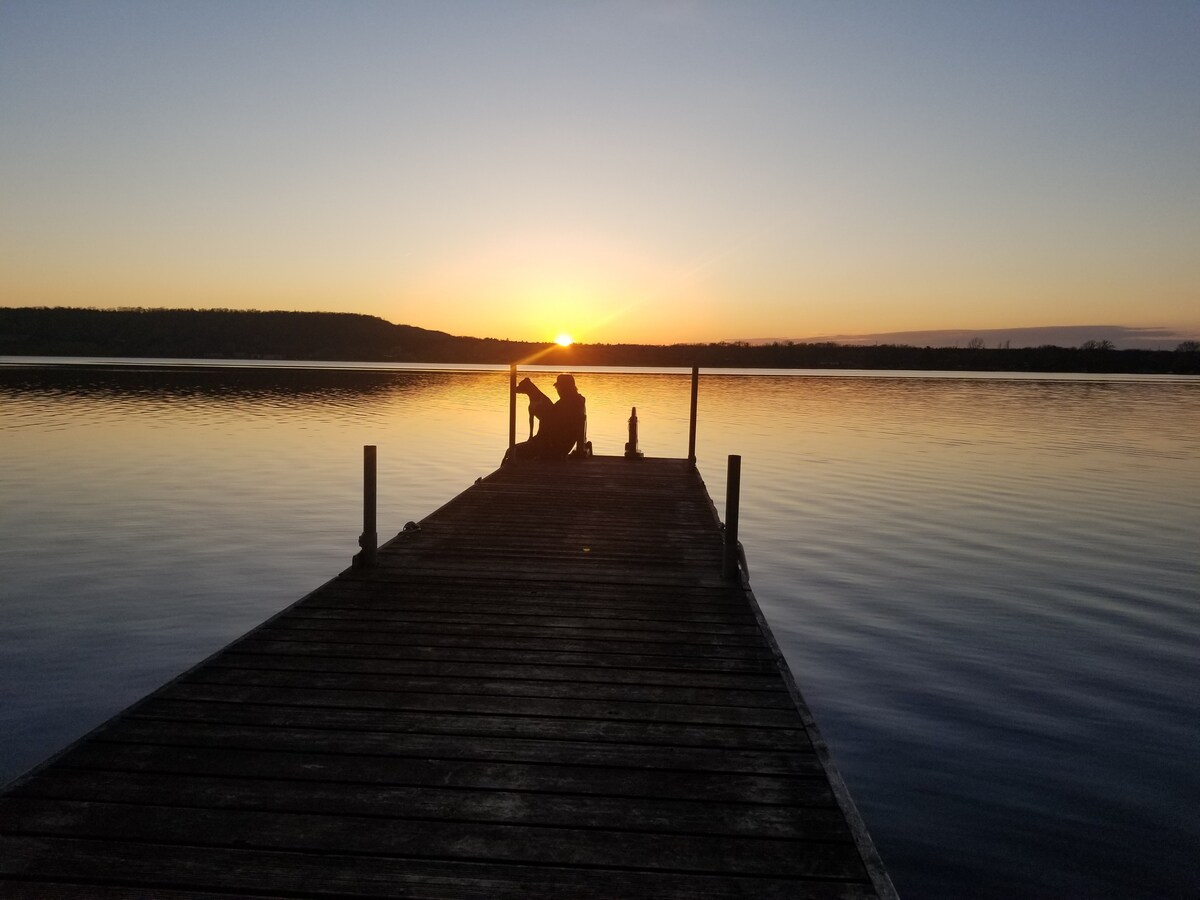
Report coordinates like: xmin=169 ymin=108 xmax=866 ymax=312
xmin=354 ymin=445 xmax=378 ymax=568
xmin=508 ymin=364 xmax=517 ymax=450
xmin=723 ymin=454 xmax=742 ymax=580
xmin=688 ymin=366 xmax=699 ymax=464
xmin=625 ymin=407 xmax=644 ymax=459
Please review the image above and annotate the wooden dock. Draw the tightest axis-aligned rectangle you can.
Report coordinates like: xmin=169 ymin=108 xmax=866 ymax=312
xmin=1 ymin=455 xmax=896 ymax=899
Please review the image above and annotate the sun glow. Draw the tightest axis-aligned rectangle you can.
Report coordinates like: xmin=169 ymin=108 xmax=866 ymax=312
xmin=554 ymin=333 xmax=574 ymax=347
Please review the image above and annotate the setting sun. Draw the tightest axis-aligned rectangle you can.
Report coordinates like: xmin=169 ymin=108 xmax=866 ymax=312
xmin=554 ymin=333 xmax=574 ymax=347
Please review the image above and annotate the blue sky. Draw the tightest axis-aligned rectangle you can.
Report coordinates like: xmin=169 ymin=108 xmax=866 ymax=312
xmin=2 ymin=1 xmax=1198 ymax=344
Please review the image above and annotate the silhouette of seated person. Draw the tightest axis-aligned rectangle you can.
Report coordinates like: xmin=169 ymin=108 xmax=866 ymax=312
xmin=507 ymin=373 xmax=587 ymax=461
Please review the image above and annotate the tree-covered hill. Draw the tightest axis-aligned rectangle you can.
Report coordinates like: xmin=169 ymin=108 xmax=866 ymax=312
xmin=0 ymin=307 xmax=471 ymax=361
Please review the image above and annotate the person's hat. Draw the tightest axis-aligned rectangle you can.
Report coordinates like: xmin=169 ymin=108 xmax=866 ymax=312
xmin=555 ymin=373 xmax=576 ymax=389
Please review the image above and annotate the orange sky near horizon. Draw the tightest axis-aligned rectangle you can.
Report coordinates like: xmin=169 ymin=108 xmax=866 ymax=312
xmin=2 ymin=3 xmax=1198 ymax=346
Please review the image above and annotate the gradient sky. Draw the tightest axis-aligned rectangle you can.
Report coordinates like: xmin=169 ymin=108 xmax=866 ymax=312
xmin=2 ymin=1 xmax=1198 ymax=344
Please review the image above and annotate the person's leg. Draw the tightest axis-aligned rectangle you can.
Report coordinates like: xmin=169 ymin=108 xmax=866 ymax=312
xmin=503 ymin=438 xmax=541 ymax=464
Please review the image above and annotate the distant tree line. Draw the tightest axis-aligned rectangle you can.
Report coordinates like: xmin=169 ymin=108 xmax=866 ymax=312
xmin=0 ymin=307 xmax=464 ymax=361
xmin=2 ymin=307 xmax=1197 ymax=374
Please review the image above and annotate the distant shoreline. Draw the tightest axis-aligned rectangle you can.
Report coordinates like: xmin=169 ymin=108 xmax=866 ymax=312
xmin=4 ymin=356 xmax=1199 ymax=384
xmin=2 ymin=307 xmax=1198 ymax=375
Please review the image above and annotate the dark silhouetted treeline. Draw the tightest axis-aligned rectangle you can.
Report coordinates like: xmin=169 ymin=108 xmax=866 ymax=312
xmin=0 ymin=307 xmax=467 ymax=361
xmin=2 ymin=307 xmax=1197 ymax=374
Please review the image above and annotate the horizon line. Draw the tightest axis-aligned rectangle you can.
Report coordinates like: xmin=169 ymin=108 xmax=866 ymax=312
xmin=4 ymin=305 xmax=1198 ymax=350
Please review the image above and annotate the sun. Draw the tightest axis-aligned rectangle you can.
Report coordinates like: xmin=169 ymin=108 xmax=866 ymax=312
xmin=554 ymin=333 xmax=574 ymax=347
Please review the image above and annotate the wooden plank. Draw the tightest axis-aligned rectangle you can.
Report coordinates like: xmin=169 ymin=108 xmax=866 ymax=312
xmin=10 ymin=770 xmax=851 ymax=840
xmin=221 ymin=626 xmax=779 ymax=660
xmin=276 ymin=608 xmax=765 ymax=637
xmin=289 ymin=599 xmax=760 ymax=625
xmin=0 ymin=835 xmax=879 ymax=900
xmin=127 ymin=699 xmax=812 ymax=750
xmin=40 ymin=743 xmax=833 ymax=806
xmin=0 ymin=456 xmax=894 ymax=899
xmin=213 ymin=649 xmax=789 ymax=690
xmin=182 ymin=666 xmax=796 ymax=709
xmin=0 ymin=797 xmax=868 ymax=879
xmin=219 ymin=637 xmax=783 ymax=673
xmin=260 ymin=617 xmax=770 ymax=647
xmin=156 ymin=681 xmax=804 ymax=728
xmin=82 ymin=718 xmax=822 ymax=776
xmin=315 ymin=574 xmax=747 ymax=601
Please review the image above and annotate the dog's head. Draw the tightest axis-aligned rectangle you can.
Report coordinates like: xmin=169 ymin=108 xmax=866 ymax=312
xmin=514 ymin=376 xmax=536 ymax=395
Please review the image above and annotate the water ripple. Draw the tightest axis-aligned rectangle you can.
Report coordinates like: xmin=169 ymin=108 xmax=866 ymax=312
xmin=1 ymin=366 xmax=1198 ymax=898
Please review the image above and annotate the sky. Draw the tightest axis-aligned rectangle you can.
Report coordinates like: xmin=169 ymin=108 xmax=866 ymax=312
xmin=2 ymin=1 xmax=1198 ymax=346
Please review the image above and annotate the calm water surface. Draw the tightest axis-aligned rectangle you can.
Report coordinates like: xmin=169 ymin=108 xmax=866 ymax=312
xmin=1 ymin=361 xmax=1197 ymax=898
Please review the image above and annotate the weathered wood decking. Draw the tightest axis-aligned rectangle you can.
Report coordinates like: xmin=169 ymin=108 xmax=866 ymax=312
xmin=1 ymin=456 xmax=895 ymax=899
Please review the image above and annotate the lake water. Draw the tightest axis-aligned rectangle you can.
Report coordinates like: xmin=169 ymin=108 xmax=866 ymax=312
xmin=1 ymin=359 xmax=1197 ymax=898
